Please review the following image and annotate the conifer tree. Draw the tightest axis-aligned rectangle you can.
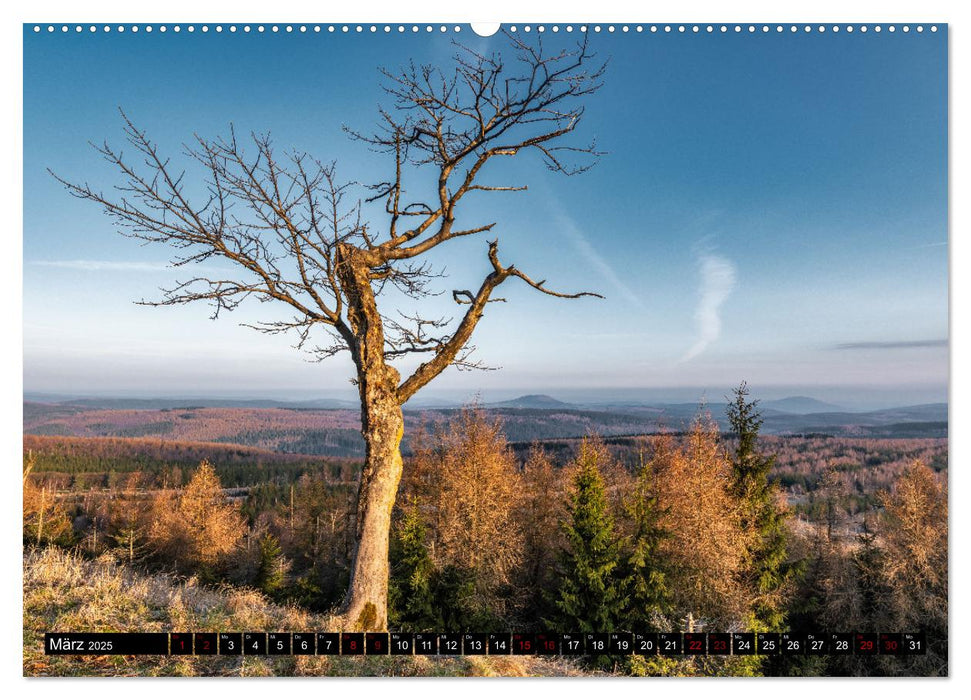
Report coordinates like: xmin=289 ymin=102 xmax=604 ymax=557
xmin=853 ymin=512 xmax=884 ymax=627
xmin=622 ymin=442 xmax=672 ymax=630
xmin=399 ymin=407 xmax=523 ymax=626
xmin=516 ymin=446 xmax=567 ymax=623
xmin=388 ymin=506 xmax=439 ymax=631
xmin=148 ymin=460 xmax=245 ymax=577
xmin=551 ymin=439 xmax=626 ymax=633
xmin=879 ymin=461 xmax=947 ymax=623
xmin=102 ymin=472 xmax=150 ymax=563
xmin=877 ymin=461 xmax=947 ymax=674
xmin=23 ymin=452 xmax=74 ymax=547
xmin=726 ymin=382 xmax=790 ymax=631
xmin=655 ymin=417 xmax=752 ymax=627
xmin=255 ymin=533 xmax=287 ymax=595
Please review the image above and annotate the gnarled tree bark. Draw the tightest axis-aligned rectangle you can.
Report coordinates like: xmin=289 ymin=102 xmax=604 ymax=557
xmin=336 ymin=244 xmax=407 ymax=630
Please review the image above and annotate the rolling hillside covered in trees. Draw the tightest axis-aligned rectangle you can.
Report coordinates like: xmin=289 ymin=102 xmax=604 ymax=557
xmin=23 ymin=393 xmax=948 ymax=677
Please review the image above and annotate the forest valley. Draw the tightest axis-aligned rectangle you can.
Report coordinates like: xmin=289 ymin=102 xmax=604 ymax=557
xmin=23 ymin=387 xmax=948 ymax=676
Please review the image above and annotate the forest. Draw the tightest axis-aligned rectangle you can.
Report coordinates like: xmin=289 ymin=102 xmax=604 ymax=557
xmin=22 ymin=388 xmax=948 ymax=676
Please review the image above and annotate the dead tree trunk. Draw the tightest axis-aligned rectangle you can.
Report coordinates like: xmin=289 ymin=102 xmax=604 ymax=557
xmin=36 ymin=487 xmax=46 ymax=546
xmin=337 ymin=246 xmax=405 ymax=630
xmin=342 ymin=392 xmax=403 ymax=630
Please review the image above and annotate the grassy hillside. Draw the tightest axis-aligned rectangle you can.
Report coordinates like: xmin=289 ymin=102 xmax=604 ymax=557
xmin=23 ymin=547 xmax=585 ymax=677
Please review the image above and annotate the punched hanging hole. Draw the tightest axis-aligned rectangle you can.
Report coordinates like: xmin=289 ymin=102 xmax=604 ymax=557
xmin=471 ymin=23 xmax=501 ymax=37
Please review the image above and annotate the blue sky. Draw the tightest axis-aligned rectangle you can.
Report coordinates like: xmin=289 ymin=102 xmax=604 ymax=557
xmin=23 ymin=25 xmax=948 ymax=407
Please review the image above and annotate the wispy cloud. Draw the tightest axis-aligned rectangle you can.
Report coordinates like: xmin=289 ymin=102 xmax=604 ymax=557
xmin=30 ymin=259 xmax=232 ymax=275
xmin=551 ymin=211 xmax=645 ymax=309
xmin=900 ymin=241 xmax=947 ymax=251
xmin=681 ymin=246 xmax=737 ymax=362
xmin=30 ymin=259 xmax=173 ymax=272
xmin=833 ymin=339 xmax=948 ymax=350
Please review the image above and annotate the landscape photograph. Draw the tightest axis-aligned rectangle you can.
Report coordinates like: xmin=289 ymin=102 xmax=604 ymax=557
xmin=22 ymin=21 xmax=947 ymax=678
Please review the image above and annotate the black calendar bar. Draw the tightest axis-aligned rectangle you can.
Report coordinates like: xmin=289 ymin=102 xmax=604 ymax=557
xmin=45 ymin=633 xmax=168 ymax=655
xmin=44 ymin=631 xmax=927 ymax=656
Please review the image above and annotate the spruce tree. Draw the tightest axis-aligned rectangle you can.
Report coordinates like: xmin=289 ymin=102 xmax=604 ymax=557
xmin=854 ymin=513 xmax=885 ymax=628
xmin=622 ymin=449 xmax=672 ymax=630
xmin=388 ymin=506 xmax=439 ymax=630
xmin=726 ymin=382 xmax=790 ymax=631
xmin=255 ymin=533 xmax=286 ymax=595
xmin=550 ymin=440 xmax=627 ymax=634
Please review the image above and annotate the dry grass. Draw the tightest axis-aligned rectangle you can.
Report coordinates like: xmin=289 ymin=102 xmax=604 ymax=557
xmin=23 ymin=547 xmax=585 ymax=677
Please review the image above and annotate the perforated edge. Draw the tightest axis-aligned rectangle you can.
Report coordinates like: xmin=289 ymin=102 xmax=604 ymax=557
xmin=29 ymin=23 xmax=942 ymax=35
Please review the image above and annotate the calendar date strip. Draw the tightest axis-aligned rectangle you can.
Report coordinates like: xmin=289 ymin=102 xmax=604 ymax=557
xmin=45 ymin=631 xmax=925 ymax=656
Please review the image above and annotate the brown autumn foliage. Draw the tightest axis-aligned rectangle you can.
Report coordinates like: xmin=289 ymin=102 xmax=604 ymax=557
xmin=878 ymin=461 xmax=947 ymax=631
xmin=146 ymin=460 xmax=246 ymax=574
xmin=402 ymin=408 xmax=525 ymax=619
xmin=795 ymin=465 xmax=857 ymax=632
xmin=23 ymin=451 xmax=74 ymax=546
xmin=651 ymin=419 xmax=755 ymax=628
xmin=23 ymin=433 xmax=346 ymax=468
xmin=21 ymin=401 xmax=951 ymax=675
xmin=515 ymin=446 xmax=568 ymax=606
xmin=785 ymin=459 xmax=949 ymax=675
xmin=505 ymin=433 xmax=946 ymax=518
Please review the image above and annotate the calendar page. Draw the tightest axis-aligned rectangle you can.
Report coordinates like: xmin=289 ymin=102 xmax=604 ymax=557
xmin=22 ymin=19 xmax=948 ymax=678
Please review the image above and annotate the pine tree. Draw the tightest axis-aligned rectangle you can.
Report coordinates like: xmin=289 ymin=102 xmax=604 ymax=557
xmin=878 ymin=460 xmax=947 ymax=627
xmin=876 ymin=461 xmax=947 ymax=674
xmin=654 ymin=417 xmax=752 ymax=627
xmin=400 ymin=407 xmax=523 ymax=626
xmin=388 ymin=506 xmax=439 ymax=631
xmin=148 ymin=460 xmax=245 ymax=577
xmin=23 ymin=452 xmax=74 ymax=547
xmin=550 ymin=439 xmax=627 ymax=634
xmin=104 ymin=472 xmax=150 ymax=563
xmin=853 ymin=512 xmax=884 ymax=627
xmin=255 ymin=533 xmax=286 ymax=595
xmin=516 ymin=446 xmax=567 ymax=623
xmin=622 ymin=442 xmax=672 ymax=630
xmin=726 ymin=382 xmax=790 ymax=631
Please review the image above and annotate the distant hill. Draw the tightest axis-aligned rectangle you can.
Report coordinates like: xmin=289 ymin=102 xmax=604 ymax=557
xmin=23 ymin=396 xmax=360 ymax=411
xmin=761 ymin=396 xmax=843 ymax=414
xmin=23 ymin=397 xmax=949 ymax=453
xmin=760 ymin=404 xmax=948 ymax=436
xmin=487 ymin=394 xmax=574 ymax=409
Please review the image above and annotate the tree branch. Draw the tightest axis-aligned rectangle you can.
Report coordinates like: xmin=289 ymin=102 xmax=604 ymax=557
xmin=397 ymin=239 xmax=601 ymax=401
xmin=52 ymin=33 xmax=607 ymax=407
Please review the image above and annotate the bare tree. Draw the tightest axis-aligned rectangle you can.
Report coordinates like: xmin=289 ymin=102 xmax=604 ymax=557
xmin=53 ymin=33 xmax=605 ymax=630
